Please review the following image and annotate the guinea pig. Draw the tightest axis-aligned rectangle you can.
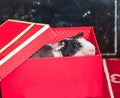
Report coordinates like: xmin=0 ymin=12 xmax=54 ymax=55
xmin=31 ymin=32 xmax=96 ymax=58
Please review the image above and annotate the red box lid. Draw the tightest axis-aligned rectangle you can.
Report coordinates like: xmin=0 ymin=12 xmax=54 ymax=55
xmin=0 ymin=19 xmax=55 ymax=79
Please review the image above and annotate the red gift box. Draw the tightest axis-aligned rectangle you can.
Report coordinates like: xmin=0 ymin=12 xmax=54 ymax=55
xmin=1 ymin=20 xmax=102 ymax=98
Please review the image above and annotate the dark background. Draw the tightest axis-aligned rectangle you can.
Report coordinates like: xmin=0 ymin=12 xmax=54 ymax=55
xmin=0 ymin=0 xmax=120 ymax=58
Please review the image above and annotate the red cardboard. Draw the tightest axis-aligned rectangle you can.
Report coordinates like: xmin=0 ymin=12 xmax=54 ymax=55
xmin=1 ymin=26 xmax=102 ymax=98
xmin=103 ymin=59 xmax=120 ymax=98
xmin=0 ymin=19 xmax=54 ymax=79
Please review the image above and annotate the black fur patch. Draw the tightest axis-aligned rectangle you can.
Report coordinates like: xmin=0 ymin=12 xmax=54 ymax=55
xmin=60 ymin=39 xmax=82 ymax=56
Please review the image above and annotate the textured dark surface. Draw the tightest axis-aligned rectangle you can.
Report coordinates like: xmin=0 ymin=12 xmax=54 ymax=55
xmin=0 ymin=0 xmax=119 ymax=57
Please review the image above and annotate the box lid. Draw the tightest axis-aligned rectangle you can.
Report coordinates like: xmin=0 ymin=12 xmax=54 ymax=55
xmin=0 ymin=19 xmax=54 ymax=79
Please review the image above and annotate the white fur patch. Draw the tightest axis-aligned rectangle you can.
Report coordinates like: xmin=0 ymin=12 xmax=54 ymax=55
xmin=49 ymin=43 xmax=63 ymax=57
xmin=76 ymin=38 xmax=96 ymax=56
xmin=53 ymin=51 xmax=63 ymax=57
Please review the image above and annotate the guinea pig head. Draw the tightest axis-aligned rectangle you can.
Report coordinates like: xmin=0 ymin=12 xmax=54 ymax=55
xmin=59 ymin=32 xmax=84 ymax=56
xmin=58 ymin=32 xmax=96 ymax=56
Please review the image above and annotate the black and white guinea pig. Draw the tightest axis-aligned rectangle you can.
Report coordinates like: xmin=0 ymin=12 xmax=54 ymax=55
xmin=31 ymin=32 xmax=96 ymax=58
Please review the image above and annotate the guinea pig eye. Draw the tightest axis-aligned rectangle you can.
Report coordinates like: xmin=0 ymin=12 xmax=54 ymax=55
xmin=72 ymin=43 xmax=81 ymax=48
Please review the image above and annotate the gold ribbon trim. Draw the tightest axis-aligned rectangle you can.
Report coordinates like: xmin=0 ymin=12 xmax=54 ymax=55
xmin=0 ymin=23 xmax=35 ymax=53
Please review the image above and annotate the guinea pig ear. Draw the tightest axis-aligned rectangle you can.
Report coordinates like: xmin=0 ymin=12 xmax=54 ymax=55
xmin=72 ymin=32 xmax=84 ymax=38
